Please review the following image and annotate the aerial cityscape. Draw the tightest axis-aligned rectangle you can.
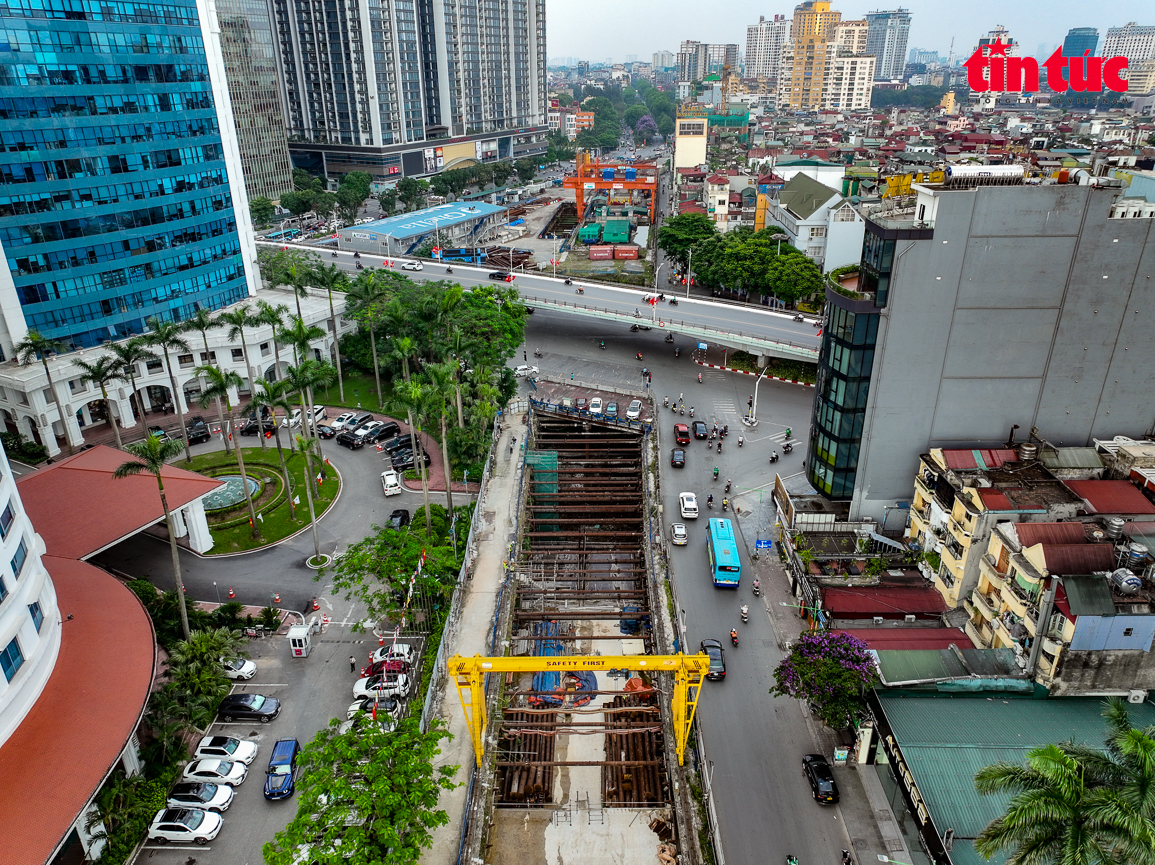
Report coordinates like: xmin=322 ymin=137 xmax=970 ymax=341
xmin=1 ymin=2 xmax=1155 ymax=865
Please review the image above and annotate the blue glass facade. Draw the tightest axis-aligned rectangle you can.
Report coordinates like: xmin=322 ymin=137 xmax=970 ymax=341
xmin=0 ymin=0 xmax=251 ymax=348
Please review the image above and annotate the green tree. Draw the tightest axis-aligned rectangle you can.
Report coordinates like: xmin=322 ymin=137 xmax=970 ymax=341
xmin=310 ymin=262 xmax=350 ymax=402
xmin=254 ymin=299 xmax=291 ymax=396
xmin=624 ymin=104 xmax=647 ymax=128
xmin=391 ymin=378 xmax=433 ymax=538
xmin=247 ymin=378 xmax=298 ymax=520
xmin=143 ymin=316 xmax=193 ymax=462
xmin=279 ymin=190 xmax=314 ymax=216
xmin=106 ymin=337 xmax=159 ymax=427
xmin=114 ymin=435 xmax=192 ymax=639
xmin=770 ymin=631 xmax=878 ymax=730
xmin=218 ymin=304 xmax=258 ymax=391
xmin=397 ymin=177 xmax=429 ymax=211
xmin=491 ymin=162 xmax=514 ymax=188
xmin=14 ymin=329 xmax=67 ymax=449
xmin=378 ymin=188 xmax=399 ymax=214
xmin=249 ymin=195 xmax=275 ymax=225
xmin=423 ymin=362 xmax=458 ymax=516
xmin=345 ymin=270 xmax=389 ymax=407
xmin=262 ymin=717 xmax=459 ymax=865
xmin=165 ymin=626 xmax=247 ymax=722
xmin=293 ymin=168 xmax=325 ymax=192
xmin=657 ymin=114 xmax=675 ymax=139
xmin=336 ymin=184 xmax=363 ymax=224
xmin=183 ymin=307 xmax=226 ymax=450
xmin=278 ymin=316 xmax=326 ymax=366
xmin=765 ymin=252 xmax=825 ymax=306
xmin=656 ymin=211 xmax=717 ymax=271
xmin=197 ymin=366 xmax=260 ymax=537
xmin=74 ymin=355 xmax=124 ymax=450
xmin=311 ymin=191 xmax=337 ymax=219
xmin=514 ymin=158 xmax=537 ymax=184
xmin=283 ymin=360 xmax=337 ymax=564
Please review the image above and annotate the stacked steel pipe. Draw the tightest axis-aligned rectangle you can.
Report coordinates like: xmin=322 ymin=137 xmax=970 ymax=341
xmin=497 ymin=709 xmax=557 ymax=805
xmin=602 ymin=692 xmax=667 ymax=806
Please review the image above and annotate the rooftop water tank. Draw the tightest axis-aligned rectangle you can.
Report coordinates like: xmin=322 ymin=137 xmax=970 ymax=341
xmin=1106 ymin=517 xmax=1125 ymax=540
xmin=1018 ymin=443 xmax=1037 ymax=462
xmin=1111 ymin=568 xmax=1143 ymax=594
xmin=1127 ymin=543 xmax=1150 ymax=572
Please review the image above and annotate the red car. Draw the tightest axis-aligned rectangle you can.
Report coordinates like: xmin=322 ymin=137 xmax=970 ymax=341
xmin=674 ymin=423 xmax=690 ymax=445
xmin=361 ymin=658 xmax=410 ymax=678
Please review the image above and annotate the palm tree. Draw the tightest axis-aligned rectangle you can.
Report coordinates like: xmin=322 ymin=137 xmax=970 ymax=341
xmin=73 ymin=355 xmax=124 ymax=450
xmin=107 ymin=337 xmax=159 ymax=430
xmin=182 ymin=308 xmax=227 ymax=452
xmin=278 ymin=316 xmax=326 ymax=366
xmin=975 ymin=743 xmax=1146 ymax=865
xmin=283 ymin=360 xmax=337 ymax=563
xmin=448 ymin=327 xmax=466 ymax=428
xmin=310 ymin=262 xmax=349 ymax=402
xmin=344 ymin=270 xmax=388 ymax=407
xmin=248 ymin=378 xmax=297 ymax=521
xmin=392 ymin=378 xmax=433 ymax=537
xmin=196 ymin=366 xmax=259 ymax=537
xmin=144 ymin=317 xmax=193 ymax=463
xmin=285 ymin=261 xmax=310 ymax=321
xmin=254 ymin=299 xmax=290 ymax=383
xmin=219 ymin=304 xmax=257 ymax=390
xmin=423 ymin=361 xmax=457 ymax=516
xmin=14 ymin=330 xmax=67 ymax=451
xmin=114 ymin=435 xmax=191 ymax=639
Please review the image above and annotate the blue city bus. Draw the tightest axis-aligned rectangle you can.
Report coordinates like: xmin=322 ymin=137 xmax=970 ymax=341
xmin=706 ymin=518 xmax=741 ymax=587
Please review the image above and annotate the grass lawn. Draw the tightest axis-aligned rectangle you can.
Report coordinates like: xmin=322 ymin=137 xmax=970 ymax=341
xmin=314 ymin=370 xmax=391 ymax=414
xmin=176 ymin=447 xmax=338 ymax=554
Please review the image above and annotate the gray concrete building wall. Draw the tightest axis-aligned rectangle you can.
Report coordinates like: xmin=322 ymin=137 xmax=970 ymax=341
xmin=850 ymin=184 xmax=1155 ymax=522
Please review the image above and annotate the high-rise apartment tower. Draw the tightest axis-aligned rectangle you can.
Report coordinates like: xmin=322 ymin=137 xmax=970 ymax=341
xmin=746 ymin=16 xmax=790 ymax=79
xmin=1062 ymin=27 xmax=1099 ymax=58
xmin=864 ymin=8 xmax=911 ymax=80
xmin=1103 ymin=23 xmax=1155 ymax=65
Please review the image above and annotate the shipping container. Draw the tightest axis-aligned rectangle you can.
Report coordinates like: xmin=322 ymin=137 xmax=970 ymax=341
xmin=589 ymin=245 xmax=614 ymax=260
xmin=613 ymin=245 xmax=639 ymax=260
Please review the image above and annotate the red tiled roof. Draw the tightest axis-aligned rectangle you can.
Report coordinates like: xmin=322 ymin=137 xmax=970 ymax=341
xmin=0 ymin=556 xmax=155 ymax=864
xmin=706 ymin=174 xmax=729 ymax=184
xmin=1064 ymin=480 xmax=1155 ymax=515
xmin=977 ymin=489 xmax=1014 ymax=511
xmin=840 ymin=628 xmax=975 ymax=650
xmin=17 ymin=445 xmax=222 ymax=559
xmin=679 ymin=202 xmax=707 ymax=214
xmin=941 ymin=448 xmax=1018 ymax=470
xmin=1015 ymin=522 xmax=1087 ymax=546
xmin=1040 ymin=544 xmax=1117 ymax=575
xmin=822 ymin=586 xmax=947 ymax=618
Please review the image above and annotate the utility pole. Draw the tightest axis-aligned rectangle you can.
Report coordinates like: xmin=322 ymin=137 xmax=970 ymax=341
xmin=745 ymin=367 xmax=769 ymax=427
xmin=685 ymin=247 xmax=693 ymax=298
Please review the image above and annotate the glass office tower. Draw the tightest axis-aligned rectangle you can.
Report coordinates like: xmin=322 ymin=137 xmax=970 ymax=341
xmin=0 ymin=0 xmax=253 ymax=350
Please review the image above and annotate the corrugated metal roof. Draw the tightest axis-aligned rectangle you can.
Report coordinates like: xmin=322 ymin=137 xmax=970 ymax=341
xmin=777 ymin=172 xmax=841 ymax=220
xmin=877 ymin=695 xmax=1155 ymax=841
xmin=950 ymin=841 xmax=1007 ymax=865
xmin=823 ymin=586 xmax=946 ymax=617
xmin=942 ymin=449 xmax=1017 ymax=470
xmin=875 ymin=649 xmax=968 ymax=683
xmin=977 ymin=489 xmax=1013 ymax=511
xmin=1065 ymin=480 xmax=1155 ymax=515
xmin=1014 ymin=522 xmax=1086 ymax=546
xmin=1040 ymin=447 xmax=1104 ymax=470
xmin=1062 ymin=575 xmax=1116 ymax=616
xmin=1039 ymin=543 xmax=1115 ymax=575
xmin=845 ymin=628 xmax=975 ymax=651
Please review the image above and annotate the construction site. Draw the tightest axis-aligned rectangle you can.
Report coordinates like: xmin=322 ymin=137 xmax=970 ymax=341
xmin=452 ymin=404 xmax=708 ymax=865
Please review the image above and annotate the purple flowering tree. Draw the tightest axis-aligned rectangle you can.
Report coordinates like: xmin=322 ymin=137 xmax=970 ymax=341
xmin=771 ymin=630 xmax=879 ymax=729
xmin=634 ymin=115 xmax=659 ymax=144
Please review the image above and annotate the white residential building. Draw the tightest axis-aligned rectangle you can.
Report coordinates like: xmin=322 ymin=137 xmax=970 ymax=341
xmin=746 ymin=15 xmax=790 ymax=78
xmin=764 ymin=173 xmax=865 ymax=271
xmin=864 ymin=9 xmax=912 ymax=80
xmin=823 ymin=53 xmax=876 ymax=110
xmin=1103 ymin=23 xmax=1155 ymax=66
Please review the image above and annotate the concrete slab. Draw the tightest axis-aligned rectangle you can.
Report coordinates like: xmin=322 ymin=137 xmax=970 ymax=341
xmin=488 ymin=808 xmax=670 ymax=865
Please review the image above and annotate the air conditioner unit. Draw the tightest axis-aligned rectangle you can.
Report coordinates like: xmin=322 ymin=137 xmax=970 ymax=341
xmin=904 ymin=614 xmax=917 ymax=623
xmin=1128 ymin=689 xmax=1147 ymax=705
xmin=873 ymin=616 xmax=884 ymax=625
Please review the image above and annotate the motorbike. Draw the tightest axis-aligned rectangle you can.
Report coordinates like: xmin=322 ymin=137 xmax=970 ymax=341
xmin=710 ymin=429 xmax=716 ymax=441
xmin=679 ymin=405 xmax=685 ymax=415
xmin=331 ymin=251 xmax=339 ymax=257
xmin=723 ymin=424 xmax=729 ymax=437
xmin=669 ymin=297 xmax=679 ymax=306
xmin=665 ymin=333 xmax=674 ymax=343
xmin=713 ymin=467 xmax=719 ymax=480
xmin=355 ymin=263 xmax=364 ymax=269
xmin=564 ymin=277 xmax=573 ymax=285
xmin=769 ymin=452 xmax=779 ymax=463
xmin=636 ymin=352 xmax=644 ymax=361
xmin=577 ymin=286 xmax=584 ymax=294
xmin=722 ymin=498 xmax=729 ymax=511
xmin=688 ymin=406 xmax=695 ymax=417
xmin=674 ymin=347 xmax=680 ymax=357
xmin=663 ymin=396 xmax=670 ymax=407
xmin=717 ymin=441 xmax=722 ymax=453
xmin=658 ymin=292 xmax=665 ymax=301
xmin=724 ymin=479 xmax=732 ymax=493
xmin=783 ymin=442 xmax=793 ymax=454
xmin=741 ymin=605 xmax=749 ymax=624
xmin=706 ymin=496 xmax=714 ymax=509
xmin=634 ymin=309 xmax=641 ymax=318
xmin=353 ymin=252 xmax=361 ymax=258
xmin=738 ymin=436 xmax=744 ymax=447
xmin=793 ymin=314 xmax=803 ymax=322
xmin=785 ymin=428 xmax=792 ymax=438
xmin=698 ymin=373 xmax=703 ymax=383
xmin=446 ymin=266 xmax=453 ymax=273
xmin=730 ymin=629 xmax=739 ymax=647
xmin=533 ymin=349 xmax=543 ymax=358
xmin=599 ymin=341 xmax=606 ymax=350
xmin=753 ymin=579 xmax=761 ymax=597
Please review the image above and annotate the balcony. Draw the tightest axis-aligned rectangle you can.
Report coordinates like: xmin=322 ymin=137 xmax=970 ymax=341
xmin=964 ymin=619 xmax=992 ymax=649
xmin=979 ymin=555 xmax=1007 ymax=590
xmin=948 ymin=516 xmax=972 ymax=539
xmin=971 ymin=589 xmax=1000 ymax=620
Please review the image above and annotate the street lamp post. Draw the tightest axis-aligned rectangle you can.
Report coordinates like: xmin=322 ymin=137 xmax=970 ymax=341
xmin=213 ymin=581 xmax=220 ymax=604
xmin=744 ymin=367 xmax=770 ymax=427
xmin=654 ymin=261 xmax=666 ymax=291
xmin=685 ymin=248 xmax=693 ymax=298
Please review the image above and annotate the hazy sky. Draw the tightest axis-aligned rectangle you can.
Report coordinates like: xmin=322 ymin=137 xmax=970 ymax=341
xmin=546 ymin=1 xmax=1153 ymax=63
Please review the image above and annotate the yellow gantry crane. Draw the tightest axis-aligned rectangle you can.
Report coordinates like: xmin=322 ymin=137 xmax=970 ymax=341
xmin=447 ymin=653 xmax=712 ymax=767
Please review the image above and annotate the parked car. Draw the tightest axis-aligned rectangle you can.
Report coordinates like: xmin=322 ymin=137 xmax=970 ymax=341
xmin=369 ymin=643 xmax=416 ymax=665
xmin=316 ymin=423 xmax=338 ymax=439
xmin=217 ymin=693 xmax=280 ymax=723
xmin=346 ymin=694 xmax=401 ymax=720
xmin=147 ymin=808 xmax=222 ymax=846
xmin=167 ymin=781 xmax=234 ymax=813
xmin=240 ymin=417 xmax=276 ymax=436
xmin=378 ymin=434 xmax=411 ymax=453
xmin=148 ymin=426 xmax=171 ymax=442
xmin=670 ymin=523 xmax=688 ymax=545
xmin=589 ymin=397 xmax=603 ymax=416
xmin=692 ymin=420 xmax=707 ymax=439
xmin=353 ymin=672 xmax=413 ymax=699
xmin=194 ymin=735 xmax=258 ymax=765
xmin=220 ymin=657 xmax=256 ymax=680
xmin=283 ymin=408 xmax=303 ymax=428
xmin=339 ymin=713 xmax=396 ymax=735
xmin=400 ymin=261 xmax=423 ymax=271
xmin=351 ymin=420 xmax=385 ymax=445
xmin=488 ymin=271 xmax=515 ymax=282
xmin=183 ymin=758 xmax=247 ymax=786
xmin=335 ymin=411 xmax=372 ymax=431
xmin=626 ymin=399 xmax=642 ymax=420
xmin=803 ymin=754 xmax=840 ymax=804
xmin=310 ymin=406 xmax=327 ymax=424
xmin=336 ymin=429 xmax=365 ymax=449
xmin=365 ymin=421 xmax=400 ymax=444
xmin=387 ymin=509 xmax=410 ymax=529
xmin=390 ymin=450 xmax=431 ymax=472
xmin=576 ymin=398 xmax=588 ymax=412
xmin=605 ymin=401 xmax=618 ymax=418
xmin=700 ymin=639 xmax=726 ymax=680
xmin=674 ymin=423 xmax=690 ymax=444
xmin=670 ymin=448 xmax=686 ymax=468
xmin=264 ymin=738 xmax=301 ymax=800
xmin=186 ymin=416 xmax=212 ymax=444
xmin=331 ymin=411 xmax=359 ymax=431
xmin=361 ymin=658 xmax=410 ymax=678
xmin=380 ymin=470 xmax=403 ymax=496
xmin=679 ymin=492 xmax=698 ymax=519
xmin=514 ymin=365 xmax=539 ymax=377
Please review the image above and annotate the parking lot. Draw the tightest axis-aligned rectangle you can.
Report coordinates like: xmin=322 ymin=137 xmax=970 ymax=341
xmin=133 ymin=613 xmax=426 ymax=864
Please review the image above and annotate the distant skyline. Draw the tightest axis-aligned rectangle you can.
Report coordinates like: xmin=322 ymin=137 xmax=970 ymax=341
xmin=546 ymin=1 xmax=1152 ymax=65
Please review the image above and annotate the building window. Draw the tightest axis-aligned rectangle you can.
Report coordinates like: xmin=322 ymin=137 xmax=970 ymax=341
xmin=231 ymin=348 xmax=245 ymax=361
xmin=0 ymin=574 xmax=6 ymax=603
xmin=28 ymin=601 xmax=42 ymax=632
xmin=11 ymin=537 xmax=27 ymax=579
xmin=260 ymin=343 xmax=271 ymax=357
xmin=146 ymin=360 xmax=163 ymax=373
xmin=810 ymin=226 xmax=827 ymax=238
xmin=834 ymin=206 xmax=856 ymax=222
xmin=177 ymin=354 xmax=194 ymax=368
xmin=0 ymin=502 xmax=13 ymax=539
xmin=1 ymin=636 xmax=23 ymax=682
xmin=199 ymin=351 xmax=218 ymax=363
xmin=1124 ymin=627 xmax=1134 ymax=637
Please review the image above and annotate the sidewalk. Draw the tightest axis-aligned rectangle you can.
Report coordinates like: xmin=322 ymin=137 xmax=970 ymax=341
xmin=422 ymin=424 xmax=522 ymax=865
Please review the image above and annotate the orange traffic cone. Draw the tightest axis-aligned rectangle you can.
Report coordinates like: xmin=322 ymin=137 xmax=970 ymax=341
xmin=228 ymin=588 xmax=235 ymax=599
xmin=312 ymin=598 xmax=320 ymax=611
xmin=274 ymin=592 xmax=280 ymax=604
xmin=378 ymin=635 xmax=385 ymax=646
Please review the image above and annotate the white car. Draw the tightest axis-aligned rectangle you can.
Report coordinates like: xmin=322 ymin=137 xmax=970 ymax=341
xmin=401 ymin=261 xmax=423 ymax=271
xmin=589 ymin=397 xmax=603 ymax=416
xmin=338 ymin=714 xmax=396 ymax=735
xmin=220 ymin=657 xmax=256 ymax=680
xmin=369 ymin=643 xmax=416 ymax=665
xmin=353 ymin=673 xmax=413 ymax=700
xmin=670 ymin=523 xmax=688 ymax=545
xmin=283 ymin=408 xmax=303 ymax=428
xmin=514 ymin=365 xmax=539 ymax=377
xmin=183 ymin=759 xmax=248 ymax=786
xmin=195 ymin=735 xmax=259 ymax=765
xmin=380 ymin=469 xmax=403 ymax=496
xmin=626 ymin=399 xmax=642 ymax=420
xmin=347 ymin=695 xmax=402 ymax=720
xmin=147 ymin=808 xmax=222 ymax=846
xmin=332 ymin=411 xmax=358 ymax=431
xmin=166 ymin=781 xmax=235 ymax=812
xmin=679 ymin=492 xmax=699 ymax=520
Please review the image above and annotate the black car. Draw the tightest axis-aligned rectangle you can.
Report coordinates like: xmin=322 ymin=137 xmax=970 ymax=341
xmin=240 ymin=418 xmax=277 ymax=436
xmin=700 ymin=639 xmax=726 ymax=680
xmin=388 ymin=509 xmax=410 ymax=529
xmin=217 ymin=693 xmax=280 ymax=723
xmin=670 ymin=447 xmax=686 ymax=468
xmin=803 ymin=754 xmax=840 ymax=804
xmin=335 ymin=429 xmax=366 ymax=449
xmin=391 ymin=451 xmax=432 ymax=472
xmin=378 ymin=434 xmax=410 ymax=453
xmin=692 ymin=420 xmax=708 ymax=439
xmin=186 ymin=416 xmax=212 ymax=444
xmin=315 ymin=423 xmax=338 ymax=439
xmin=365 ymin=421 xmax=401 ymax=444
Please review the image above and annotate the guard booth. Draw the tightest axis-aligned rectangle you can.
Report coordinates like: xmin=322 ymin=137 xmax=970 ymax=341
xmin=287 ymin=621 xmax=319 ymax=658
